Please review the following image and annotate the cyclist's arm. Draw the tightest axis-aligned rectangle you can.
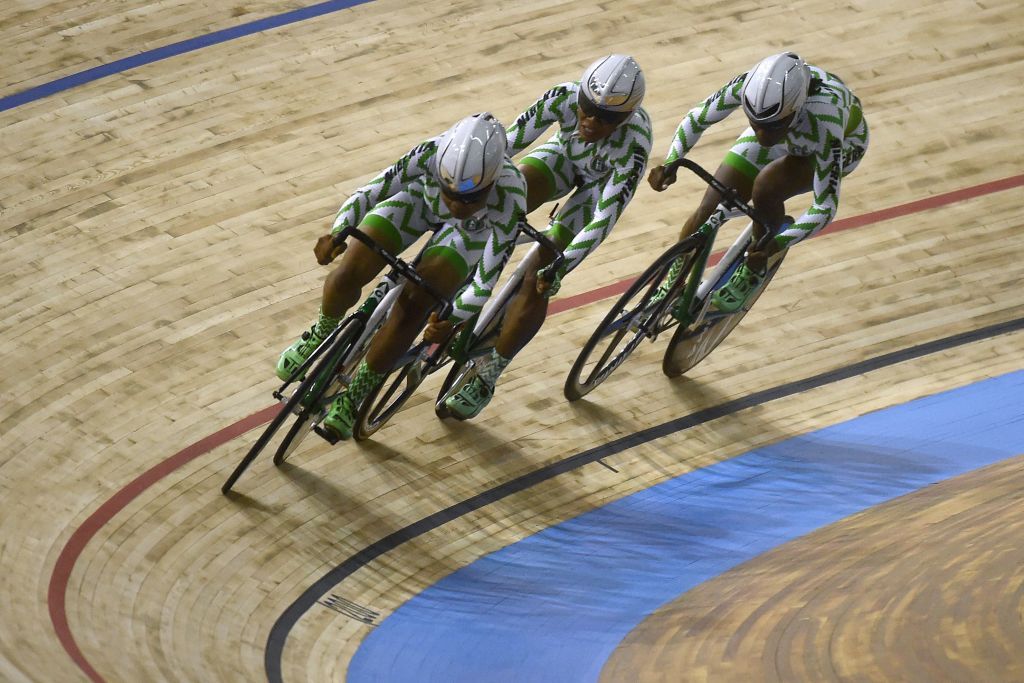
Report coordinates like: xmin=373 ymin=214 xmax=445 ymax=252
xmin=330 ymin=140 xmax=437 ymax=235
xmin=664 ymin=74 xmax=746 ymax=164
xmin=506 ymin=82 xmax=577 ymax=156
xmin=561 ymin=140 xmax=650 ymax=277
xmin=774 ymin=123 xmax=847 ymax=250
xmin=447 ymin=170 xmax=528 ymax=322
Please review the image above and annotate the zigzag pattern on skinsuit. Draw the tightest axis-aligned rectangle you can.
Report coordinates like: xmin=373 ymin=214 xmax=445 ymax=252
xmin=509 ymin=81 xmax=653 ymax=278
xmin=662 ymin=63 xmax=869 ymax=248
xmin=448 ymin=160 xmax=526 ymax=321
xmin=332 ymin=140 xmax=439 ymax=234
xmin=329 ymin=141 xmax=526 ymax=323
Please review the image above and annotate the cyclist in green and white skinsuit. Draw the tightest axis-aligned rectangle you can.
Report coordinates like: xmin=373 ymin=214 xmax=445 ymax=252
xmin=440 ymin=54 xmax=653 ymax=420
xmin=649 ymin=52 xmax=869 ymax=311
xmin=276 ymin=113 xmax=526 ymax=440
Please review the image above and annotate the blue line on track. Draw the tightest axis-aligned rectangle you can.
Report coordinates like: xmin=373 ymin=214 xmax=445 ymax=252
xmin=348 ymin=370 xmax=1024 ymax=681
xmin=265 ymin=316 xmax=1024 ymax=682
xmin=0 ymin=0 xmax=371 ymax=113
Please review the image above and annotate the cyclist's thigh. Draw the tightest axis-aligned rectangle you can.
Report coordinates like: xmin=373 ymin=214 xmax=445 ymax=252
xmin=722 ymin=126 xmax=788 ymax=182
xmin=754 ymin=155 xmax=814 ymax=202
xmin=421 ymin=221 xmax=487 ymax=288
xmin=408 ymin=246 xmax=469 ymax=306
xmin=519 ymin=136 xmax=576 ymax=206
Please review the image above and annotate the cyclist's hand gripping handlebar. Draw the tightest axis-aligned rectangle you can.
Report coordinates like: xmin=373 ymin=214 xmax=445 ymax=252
xmin=330 ymin=228 xmax=454 ymax=320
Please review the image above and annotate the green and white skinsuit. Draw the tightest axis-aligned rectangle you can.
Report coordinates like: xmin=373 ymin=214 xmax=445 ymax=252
xmin=279 ymin=136 xmax=527 ymax=438
xmin=445 ymin=81 xmax=653 ymax=419
xmin=665 ymin=65 xmax=869 ymax=255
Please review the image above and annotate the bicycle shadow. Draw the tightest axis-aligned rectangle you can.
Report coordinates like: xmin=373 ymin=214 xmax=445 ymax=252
xmin=665 ymin=372 xmax=794 ymax=451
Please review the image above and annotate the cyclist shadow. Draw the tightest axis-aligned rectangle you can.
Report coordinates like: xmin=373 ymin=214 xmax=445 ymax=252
xmin=565 ymin=397 xmax=639 ymax=439
xmin=665 ymin=372 xmax=788 ymax=446
xmin=274 ymin=458 xmax=369 ymax=509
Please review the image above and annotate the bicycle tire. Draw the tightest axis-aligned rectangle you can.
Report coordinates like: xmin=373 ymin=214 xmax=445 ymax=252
xmin=662 ymin=252 xmax=786 ymax=377
xmin=432 ymin=295 xmax=512 ymax=419
xmin=354 ymin=337 xmax=452 ymax=440
xmin=273 ymin=317 xmax=364 ymax=464
xmin=563 ymin=236 xmax=703 ymax=401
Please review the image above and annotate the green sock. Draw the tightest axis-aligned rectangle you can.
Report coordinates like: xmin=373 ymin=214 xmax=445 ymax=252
xmin=314 ymin=306 xmax=342 ymax=338
xmin=478 ymin=349 xmax=511 ymax=387
xmin=346 ymin=360 xmax=385 ymax=406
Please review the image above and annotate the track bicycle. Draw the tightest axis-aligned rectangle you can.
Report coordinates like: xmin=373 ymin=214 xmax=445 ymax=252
xmin=564 ymin=158 xmax=789 ymax=401
xmin=221 ymin=227 xmax=454 ymax=493
xmin=222 ymin=221 xmax=562 ymax=492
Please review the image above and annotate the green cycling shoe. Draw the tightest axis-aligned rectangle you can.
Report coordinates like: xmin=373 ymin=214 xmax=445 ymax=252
xmin=276 ymin=326 xmax=328 ymax=381
xmin=445 ymin=375 xmax=494 ymax=420
xmin=711 ymin=263 xmax=764 ymax=313
xmin=322 ymin=393 xmax=357 ymax=440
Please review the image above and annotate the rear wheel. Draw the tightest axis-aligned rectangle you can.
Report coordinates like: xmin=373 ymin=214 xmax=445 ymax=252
xmin=662 ymin=252 xmax=785 ymax=377
xmin=354 ymin=341 xmax=447 ymax=441
xmin=433 ymin=298 xmax=511 ymax=419
xmin=563 ymin=236 xmax=704 ymax=401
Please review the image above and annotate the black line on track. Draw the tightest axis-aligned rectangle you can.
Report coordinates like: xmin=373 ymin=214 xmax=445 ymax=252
xmin=265 ymin=315 xmax=1024 ymax=682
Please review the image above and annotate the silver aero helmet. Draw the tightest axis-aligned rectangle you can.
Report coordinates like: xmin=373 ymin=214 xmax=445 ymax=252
xmin=578 ymin=54 xmax=645 ymax=124
xmin=434 ymin=112 xmax=507 ymax=201
xmin=741 ymin=52 xmax=811 ymax=127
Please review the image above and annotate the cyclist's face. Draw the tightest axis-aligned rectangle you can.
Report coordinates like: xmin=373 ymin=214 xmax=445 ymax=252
xmin=749 ymin=113 xmax=795 ymax=147
xmin=440 ymin=190 xmax=488 ymax=219
xmin=576 ymin=111 xmax=619 ymax=142
xmin=576 ymin=94 xmax=631 ymax=142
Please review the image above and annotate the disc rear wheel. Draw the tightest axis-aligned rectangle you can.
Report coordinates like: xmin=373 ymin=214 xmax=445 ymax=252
xmin=662 ymin=252 xmax=785 ymax=377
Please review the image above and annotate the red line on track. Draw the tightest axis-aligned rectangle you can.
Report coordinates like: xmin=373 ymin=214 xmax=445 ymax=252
xmin=48 ymin=173 xmax=1024 ymax=682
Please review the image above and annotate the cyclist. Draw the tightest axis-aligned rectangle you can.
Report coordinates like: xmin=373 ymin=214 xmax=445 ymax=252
xmin=276 ymin=112 xmax=527 ymax=440
xmin=437 ymin=54 xmax=653 ymax=420
xmin=648 ymin=52 xmax=869 ymax=311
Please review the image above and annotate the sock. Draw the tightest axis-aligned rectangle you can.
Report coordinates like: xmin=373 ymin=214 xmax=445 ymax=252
xmin=661 ymin=256 xmax=684 ymax=292
xmin=477 ymin=348 xmax=511 ymax=387
xmin=314 ymin=306 xmax=342 ymax=338
xmin=346 ymin=360 xmax=385 ymax=407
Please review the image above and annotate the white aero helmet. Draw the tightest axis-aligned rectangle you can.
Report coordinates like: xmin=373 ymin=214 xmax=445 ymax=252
xmin=741 ymin=52 xmax=811 ymax=127
xmin=434 ymin=112 xmax=507 ymax=201
xmin=578 ymin=54 xmax=645 ymax=123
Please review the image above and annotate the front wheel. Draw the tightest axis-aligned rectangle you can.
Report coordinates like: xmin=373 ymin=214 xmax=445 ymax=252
xmin=662 ymin=252 xmax=786 ymax=377
xmin=273 ymin=318 xmax=363 ymax=465
xmin=563 ymin=236 xmax=704 ymax=401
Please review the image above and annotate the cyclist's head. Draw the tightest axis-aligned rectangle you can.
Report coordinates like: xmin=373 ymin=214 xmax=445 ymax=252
xmin=576 ymin=54 xmax=645 ymax=141
xmin=741 ymin=52 xmax=810 ymax=144
xmin=434 ymin=112 xmax=507 ymax=217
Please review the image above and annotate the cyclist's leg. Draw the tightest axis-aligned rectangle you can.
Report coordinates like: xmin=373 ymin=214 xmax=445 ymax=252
xmin=677 ymin=127 xmax=782 ymax=241
xmin=703 ymin=130 xmax=798 ymax=312
xmin=279 ymin=191 xmax=430 ymax=381
xmin=325 ymin=215 xmax=489 ymax=436
xmin=519 ymin=137 xmax=574 ymax=214
xmin=276 ymin=209 xmax=403 ymax=380
xmin=749 ymin=154 xmax=813 ymax=237
xmin=446 ymin=189 xmax=591 ymax=420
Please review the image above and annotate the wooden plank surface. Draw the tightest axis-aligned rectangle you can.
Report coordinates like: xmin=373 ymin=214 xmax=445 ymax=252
xmin=1 ymin=0 xmax=1022 ymax=681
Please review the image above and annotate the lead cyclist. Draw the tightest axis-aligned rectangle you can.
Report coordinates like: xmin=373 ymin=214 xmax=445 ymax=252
xmin=436 ymin=54 xmax=654 ymax=420
xmin=275 ymin=113 xmax=527 ymax=440
xmin=648 ymin=51 xmax=870 ymax=311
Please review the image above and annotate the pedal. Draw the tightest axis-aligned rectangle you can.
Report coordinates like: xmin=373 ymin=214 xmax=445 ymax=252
xmin=313 ymin=424 xmax=341 ymax=445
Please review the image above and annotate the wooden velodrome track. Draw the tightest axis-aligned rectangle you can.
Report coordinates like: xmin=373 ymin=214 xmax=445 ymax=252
xmin=2 ymin=0 xmax=1023 ymax=681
